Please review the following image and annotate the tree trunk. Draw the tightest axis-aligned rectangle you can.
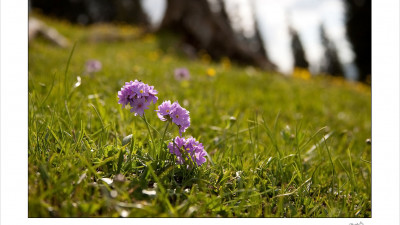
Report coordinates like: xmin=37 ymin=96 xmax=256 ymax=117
xmin=160 ymin=0 xmax=275 ymax=70
xmin=345 ymin=0 xmax=371 ymax=82
xmin=320 ymin=25 xmax=344 ymax=77
xmin=290 ymin=27 xmax=309 ymax=69
xmin=30 ymin=0 xmax=148 ymax=25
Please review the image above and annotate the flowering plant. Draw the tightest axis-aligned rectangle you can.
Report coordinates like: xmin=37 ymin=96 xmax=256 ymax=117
xmin=118 ymin=79 xmax=207 ymax=168
xmin=118 ymin=80 xmax=158 ymax=116
xmin=168 ymin=136 xmax=207 ymax=166
xmin=174 ymin=67 xmax=190 ymax=81
xmin=156 ymin=100 xmax=190 ymax=136
xmin=85 ymin=59 xmax=102 ymax=73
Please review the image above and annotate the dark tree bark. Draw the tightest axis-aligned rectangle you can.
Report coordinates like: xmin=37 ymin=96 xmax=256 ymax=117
xmin=320 ymin=25 xmax=344 ymax=77
xmin=253 ymin=20 xmax=269 ymax=61
xmin=30 ymin=0 xmax=148 ymax=25
xmin=344 ymin=0 xmax=371 ymax=82
xmin=159 ymin=0 xmax=275 ymax=70
xmin=290 ymin=27 xmax=309 ymax=69
xmin=114 ymin=0 xmax=149 ymax=25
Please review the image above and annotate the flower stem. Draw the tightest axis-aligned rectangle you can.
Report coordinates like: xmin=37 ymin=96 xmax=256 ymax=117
xmin=142 ymin=114 xmax=156 ymax=156
xmin=160 ymin=121 xmax=170 ymax=159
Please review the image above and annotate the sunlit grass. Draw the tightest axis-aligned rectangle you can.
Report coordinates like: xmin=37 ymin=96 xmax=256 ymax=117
xmin=28 ymin=14 xmax=371 ymax=218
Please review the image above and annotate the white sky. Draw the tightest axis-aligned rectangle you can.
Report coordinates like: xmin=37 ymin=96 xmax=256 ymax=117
xmin=252 ymin=0 xmax=358 ymax=78
xmin=140 ymin=0 xmax=166 ymax=28
xmin=252 ymin=0 xmax=294 ymax=74
xmin=141 ymin=0 xmax=359 ymax=79
xmin=223 ymin=0 xmax=256 ymax=38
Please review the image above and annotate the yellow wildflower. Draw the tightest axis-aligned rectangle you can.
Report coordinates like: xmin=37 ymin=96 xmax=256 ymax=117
xmin=221 ymin=57 xmax=231 ymax=70
xmin=199 ymin=50 xmax=211 ymax=64
xmin=143 ymin=34 xmax=156 ymax=43
xmin=207 ymin=68 xmax=216 ymax=77
xmin=148 ymin=50 xmax=160 ymax=61
xmin=293 ymin=67 xmax=311 ymax=80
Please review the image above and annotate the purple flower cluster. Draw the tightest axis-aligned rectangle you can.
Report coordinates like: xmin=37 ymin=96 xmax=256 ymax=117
xmin=118 ymin=80 xmax=158 ymax=116
xmin=117 ymin=80 xmax=207 ymax=167
xmin=174 ymin=67 xmax=190 ymax=81
xmin=168 ymin=136 xmax=207 ymax=166
xmin=156 ymin=101 xmax=190 ymax=136
xmin=85 ymin=59 xmax=102 ymax=73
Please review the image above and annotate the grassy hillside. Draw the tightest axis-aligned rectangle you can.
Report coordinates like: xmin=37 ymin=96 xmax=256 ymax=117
xmin=28 ymin=14 xmax=371 ymax=217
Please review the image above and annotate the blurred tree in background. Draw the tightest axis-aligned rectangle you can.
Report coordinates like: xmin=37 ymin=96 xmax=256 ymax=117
xmin=345 ymin=0 xmax=371 ymax=82
xmin=290 ymin=27 xmax=309 ymax=69
xmin=159 ymin=0 xmax=275 ymax=70
xmin=320 ymin=25 xmax=344 ymax=77
xmin=31 ymin=0 xmax=148 ymax=25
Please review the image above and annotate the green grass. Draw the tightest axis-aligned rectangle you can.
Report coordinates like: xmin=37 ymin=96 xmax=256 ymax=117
xmin=28 ymin=14 xmax=371 ymax=217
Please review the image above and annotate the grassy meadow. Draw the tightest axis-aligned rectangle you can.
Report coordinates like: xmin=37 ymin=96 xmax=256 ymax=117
xmin=28 ymin=14 xmax=371 ymax=217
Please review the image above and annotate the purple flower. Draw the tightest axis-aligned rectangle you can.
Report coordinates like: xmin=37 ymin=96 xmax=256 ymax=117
xmin=194 ymin=150 xmax=207 ymax=165
xmin=168 ymin=136 xmax=186 ymax=156
xmin=156 ymin=101 xmax=190 ymax=136
xmin=168 ymin=136 xmax=207 ymax=166
xmin=170 ymin=104 xmax=190 ymax=135
xmin=134 ymin=83 xmax=150 ymax=98
xmin=118 ymin=80 xmax=158 ymax=116
xmin=85 ymin=60 xmax=102 ymax=73
xmin=130 ymin=97 xmax=149 ymax=116
xmin=174 ymin=68 xmax=190 ymax=81
xmin=156 ymin=100 xmax=176 ymax=121
xmin=148 ymin=85 xmax=158 ymax=96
